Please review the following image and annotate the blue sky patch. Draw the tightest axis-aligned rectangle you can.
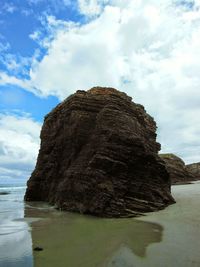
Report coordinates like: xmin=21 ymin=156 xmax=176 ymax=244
xmin=0 ymin=0 xmax=83 ymax=123
xmin=0 ymin=85 xmax=59 ymax=121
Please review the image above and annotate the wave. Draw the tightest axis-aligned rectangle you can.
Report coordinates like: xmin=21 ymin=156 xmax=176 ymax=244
xmin=0 ymin=186 xmax=26 ymax=191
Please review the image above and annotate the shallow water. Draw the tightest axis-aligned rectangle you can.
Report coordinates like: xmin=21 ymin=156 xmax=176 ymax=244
xmin=0 ymin=182 xmax=200 ymax=267
xmin=0 ymin=185 xmax=32 ymax=267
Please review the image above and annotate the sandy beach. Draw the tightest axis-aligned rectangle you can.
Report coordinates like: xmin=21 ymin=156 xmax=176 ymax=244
xmin=0 ymin=182 xmax=200 ymax=267
xmin=109 ymin=182 xmax=200 ymax=267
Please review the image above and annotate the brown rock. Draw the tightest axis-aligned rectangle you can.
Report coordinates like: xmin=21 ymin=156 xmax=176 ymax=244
xmin=186 ymin=162 xmax=200 ymax=180
xmin=160 ymin=153 xmax=197 ymax=184
xmin=25 ymin=87 xmax=175 ymax=217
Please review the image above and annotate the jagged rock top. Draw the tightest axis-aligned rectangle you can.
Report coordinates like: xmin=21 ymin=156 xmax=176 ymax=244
xmin=88 ymin=87 xmax=132 ymax=100
xmin=25 ymin=87 xmax=175 ymax=217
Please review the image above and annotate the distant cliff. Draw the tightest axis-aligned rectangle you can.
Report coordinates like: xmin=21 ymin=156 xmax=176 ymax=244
xmin=25 ymin=87 xmax=175 ymax=217
xmin=160 ymin=154 xmax=198 ymax=184
xmin=186 ymin=162 xmax=200 ymax=180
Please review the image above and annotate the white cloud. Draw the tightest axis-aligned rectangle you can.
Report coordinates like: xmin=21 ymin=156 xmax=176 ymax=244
xmin=0 ymin=113 xmax=41 ymax=182
xmin=1 ymin=0 xmax=200 ymax=163
xmin=0 ymin=54 xmax=31 ymax=76
xmin=29 ymin=31 xmax=41 ymax=41
xmin=78 ymin=0 xmax=109 ymax=16
xmin=0 ymin=72 xmax=36 ymax=94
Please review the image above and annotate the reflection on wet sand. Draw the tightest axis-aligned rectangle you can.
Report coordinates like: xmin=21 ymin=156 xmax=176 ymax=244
xmin=2 ymin=183 xmax=200 ymax=267
xmin=25 ymin=203 xmax=163 ymax=267
xmin=0 ymin=198 xmax=33 ymax=267
xmin=0 ymin=228 xmax=33 ymax=267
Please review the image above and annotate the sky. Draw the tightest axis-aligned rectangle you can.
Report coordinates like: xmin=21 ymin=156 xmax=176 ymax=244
xmin=0 ymin=0 xmax=200 ymax=184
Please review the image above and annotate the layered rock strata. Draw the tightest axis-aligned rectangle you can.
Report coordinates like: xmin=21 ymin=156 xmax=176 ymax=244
xmin=160 ymin=154 xmax=197 ymax=184
xmin=25 ymin=87 xmax=175 ymax=217
xmin=186 ymin=162 xmax=200 ymax=180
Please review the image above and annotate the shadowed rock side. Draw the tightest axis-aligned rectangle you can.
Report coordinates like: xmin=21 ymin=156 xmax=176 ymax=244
xmin=25 ymin=87 xmax=175 ymax=217
xmin=160 ymin=154 xmax=198 ymax=184
xmin=186 ymin=162 xmax=200 ymax=180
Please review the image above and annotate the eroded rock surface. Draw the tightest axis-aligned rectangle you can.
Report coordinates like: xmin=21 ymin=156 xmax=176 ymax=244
xmin=25 ymin=87 xmax=175 ymax=217
xmin=186 ymin=162 xmax=200 ymax=180
xmin=160 ymin=154 xmax=197 ymax=184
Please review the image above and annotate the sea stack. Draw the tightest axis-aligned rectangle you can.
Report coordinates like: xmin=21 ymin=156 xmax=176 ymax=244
xmin=160 ymin=154 xmax=198 ymax=184
xmin=25 ymin=87 xmax=175 ymax=217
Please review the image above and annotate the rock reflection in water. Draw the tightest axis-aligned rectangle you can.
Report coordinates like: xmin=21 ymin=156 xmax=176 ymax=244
xmin=25 ymin=203 xmax=163 ymax=267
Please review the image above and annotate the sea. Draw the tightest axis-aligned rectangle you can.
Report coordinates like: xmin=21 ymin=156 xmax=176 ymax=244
xmin=0 ymin=183 xmax=33 ymax=267
xmin=0 ymin=182 xmax=200 ymax=267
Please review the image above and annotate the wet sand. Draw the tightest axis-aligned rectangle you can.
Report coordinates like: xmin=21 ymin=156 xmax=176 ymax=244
xmin=133 ymin=181 xmax=200 ymax=267
xmin=26 ymin=207 xmax=163 ymax=267
xmin=26 ymin=182 xmax=200 ymax=267
xmin=1 ymin=182 xmax=200 ymax=267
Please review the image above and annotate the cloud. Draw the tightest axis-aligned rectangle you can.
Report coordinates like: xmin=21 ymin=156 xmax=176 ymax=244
xmin=0 ymin=35 xmax=10 ymax=53
xmin=0 ymin=113 xmax=41 ymax=182
xmin=78 ymin=0 xmax=109 ymax=16
xmin=1 ymin=2 xmax=17 ymax=14
xmin=0 ymin=53 xmax=32 ymax=77
xmin=1 ymin=0 xmax=200 ymax=163
xmin=0 ymin=42 xmax=10 ymax=53
xmin=0 ymin=72 xmax=36 ymax=94
xmin=27 ymin=0 xmax=74 ymax=12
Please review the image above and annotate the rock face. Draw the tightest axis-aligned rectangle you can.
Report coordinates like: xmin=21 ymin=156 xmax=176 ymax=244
xmin=160 ymin=154 xmax=197 ymax=184
xmin=25 ymin=87 xmax=175 ymax=217
xmin=186 ymin=162 xmax=200 ymax=180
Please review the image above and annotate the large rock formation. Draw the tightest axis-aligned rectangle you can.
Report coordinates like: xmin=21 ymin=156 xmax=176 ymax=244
xmin=160 ymin=154 xmax=197 ymax=184
xmin=186 ymin=162 xmax=200 ymax=180
xmin=25 ymin=87 xmax=175 ymax=217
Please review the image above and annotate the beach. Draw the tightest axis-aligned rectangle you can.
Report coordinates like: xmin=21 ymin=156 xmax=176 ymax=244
xmin=0 ymin=182 xmax=200 ymax=267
